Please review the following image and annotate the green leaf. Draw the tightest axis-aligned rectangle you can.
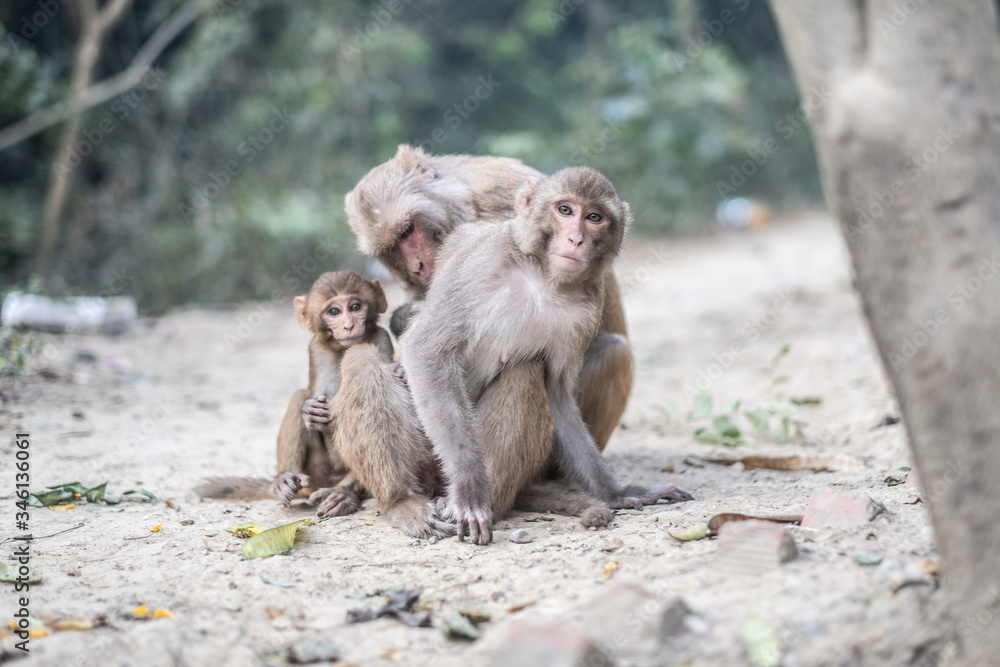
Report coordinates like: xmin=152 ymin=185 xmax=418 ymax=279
xmin=242 ymin=518 xmax=313 ymax=559
xmin=668 ymin=524 xmax=708 ymax=541
xmin=713 ymin=415 xmax=741 ymax=438
xmin=83 ymin=482 xmax=108 ymax=503
xmin=725 ymin=400 xmax=741 ymax=414
xmin=0 ymin=561 xmax=40 ymax=584
xmin=689 ymin=393 xmax=712 ymax=420
xmin=27 ymin=488 xmax=76 ymax=507
xmin=741 ymin=616 xmax=782 ymax=667
xmin=745 ymin=410 xmax=770 ymax=438
xmin=28 ymin=482 xmax=156 ymax=506
xmin=441 ymin=610 xmax=480 ymax=640
xmin=769 ymin=344 xmax=790 ymax=372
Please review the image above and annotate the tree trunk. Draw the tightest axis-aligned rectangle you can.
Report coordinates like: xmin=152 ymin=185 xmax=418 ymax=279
xmin=38 ymin=0 xmax=133 ymax=288
xmin=768 ymin=2 xmax=1000 ymax=664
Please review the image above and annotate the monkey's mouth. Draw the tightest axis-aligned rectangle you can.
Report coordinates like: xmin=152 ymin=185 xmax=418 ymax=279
xmin=337 ymin=334 xmax=365 ymax=347
xmin=549 ymin=253 xmax=585 ymax=269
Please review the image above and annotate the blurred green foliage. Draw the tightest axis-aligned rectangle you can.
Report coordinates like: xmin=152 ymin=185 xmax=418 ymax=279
xmin=0 ymin=0 xmax=820 ymax=312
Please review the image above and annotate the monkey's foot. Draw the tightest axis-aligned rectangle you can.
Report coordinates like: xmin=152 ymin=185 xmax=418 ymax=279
xmin=389 ymin=362 xmax=408 ymax=385
xmin=271 ymin=472 xmax=310 ymax=505
xmin=386 ymin=498 xmax=455 ymax=539
xmin=610 ymin=485 xmax=693 ymax=510
xmin=439 ymin=501 xmax=493 ymax=545
xmin=308 ymin=487 xmax=360 ymax=517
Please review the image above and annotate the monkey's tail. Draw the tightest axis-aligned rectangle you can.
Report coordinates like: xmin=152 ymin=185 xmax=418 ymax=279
xmin=193 ymin=476 xmax=275 ymax=501
xmin=514 ymin=483 xmax=613 ymax=528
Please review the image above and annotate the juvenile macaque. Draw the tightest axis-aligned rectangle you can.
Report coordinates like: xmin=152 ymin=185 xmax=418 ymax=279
xmin=197 ymin=271 xmax=393 ymax=518
xmin=345 ymin=144 xmax=633 ymax=451
xmin=400 ymin=167 xmax=692 ymax=544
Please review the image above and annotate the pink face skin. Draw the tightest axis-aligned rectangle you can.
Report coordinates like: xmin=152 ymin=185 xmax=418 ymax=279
xmin=393 ymin=216 xmax=436 ymax=285
xmin=320 ymin=295 xmax=370 ymax=348
xmin=546 ymin=198 xmax=608 ymax=275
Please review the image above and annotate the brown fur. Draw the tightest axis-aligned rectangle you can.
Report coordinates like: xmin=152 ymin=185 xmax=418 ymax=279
xmin=344 ymin=144 xmax=632 ymax=451
xmin=399 ymin=167 xmax=691 ymax=544
xmin=195 ymin=271 xmax=391 ymax=518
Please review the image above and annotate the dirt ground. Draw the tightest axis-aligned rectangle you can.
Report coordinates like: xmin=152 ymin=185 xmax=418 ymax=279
xmin=1 ymin=214 xmax=941 ymax=666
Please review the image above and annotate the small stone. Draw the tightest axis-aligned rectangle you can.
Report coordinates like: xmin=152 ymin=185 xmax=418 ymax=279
xmin=452 ymin=535 xmax=461 ymax=542
xmin=599 ymin=538 xmax=624 ymax=552
xmin=588 ymin=526 xmax=597 ymax=532
xmin=578 ymin=582 xmax=690 ymax=655
xmin=713 ymin=520 xmax=797 ymax=578
xmin=509 ymin=529 xmax=532 ymax=544
xmin=492 ymin=622 xmax=606 ymax=667
xmin=800 ymin=488 xmax=886 ymax=529
xmin=429 ymin=536 xmax=439 ymax=545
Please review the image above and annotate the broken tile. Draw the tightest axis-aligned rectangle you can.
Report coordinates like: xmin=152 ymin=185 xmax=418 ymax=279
xmin=713 ymin=520 xmax=797 ymax=578
xmin=800 ymin=488 xmax=885 ymax=529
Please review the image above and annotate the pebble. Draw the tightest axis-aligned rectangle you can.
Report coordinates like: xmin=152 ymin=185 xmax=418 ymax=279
xmin=429 ymin=536 xmax=439 ymax=544
xmin=452 ymin=535 xmax=461 ymax=542
xmin=509 ymin=529 xmax=532 ymax=544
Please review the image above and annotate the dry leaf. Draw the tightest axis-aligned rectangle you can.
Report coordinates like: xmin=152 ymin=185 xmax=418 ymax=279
xmin=507 ymin=599 xmax=538 ymax=613
xmin=708 ymin=453 xmax=865 ymax=472
xmin=50 ymin=504 xmax=76 ymax=511
xmin=150 ymin=525 xmax=162 ymax=533
xmin=601 ymin=560 xmax=619 ymax=579
xmin=132 ymin=605 xmax=149 ymax=618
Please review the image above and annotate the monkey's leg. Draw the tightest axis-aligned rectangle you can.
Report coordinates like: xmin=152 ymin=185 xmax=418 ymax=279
xmin=577 ymin=332 xmax=635 ymax=452
xmin=307 ymin=472 xmax=366 ymax=518
xmin=478 ymin=360 xmax=554 ymax=517
xmin=331 ymin=345 xmax=453 ymax=538
xmin=274 ymin=389 xmax=317 ymax=503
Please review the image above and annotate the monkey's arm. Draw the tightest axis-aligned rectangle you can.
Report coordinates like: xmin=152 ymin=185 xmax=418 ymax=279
xmin=373 ymin=326 xmax=395 ymax=362
xmin=402 ymin=340 xmax=493 ymax=545
xmin=389 ymin=301 xmax=421 ymax=338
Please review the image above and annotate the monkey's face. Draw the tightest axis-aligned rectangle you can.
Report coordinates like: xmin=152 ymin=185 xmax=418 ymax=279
xmin=384 ymin=215 xmax=437 ymax=286
xmin=319 ymin=295 xmax=372 ymax=348
xmin=545 ymin=197 xmax=612 ymax=280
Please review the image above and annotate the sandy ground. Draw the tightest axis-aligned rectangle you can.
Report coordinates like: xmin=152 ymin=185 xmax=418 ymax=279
xmin=0 ymin=214 xmax=940 ymax=666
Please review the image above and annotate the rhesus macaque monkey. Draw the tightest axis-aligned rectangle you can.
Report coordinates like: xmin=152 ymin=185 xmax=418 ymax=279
xmin=400 ymin=168 xmax=692 ymax=544
xmin=198 ymin=271 xmax=393 ymax=518
xmin=344 ymin=144 xmax=633 ymax=451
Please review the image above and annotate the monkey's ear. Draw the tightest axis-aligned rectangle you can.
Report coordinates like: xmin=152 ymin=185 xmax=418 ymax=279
xmin=515 ymin=178 xmax=541 ymax=216
xmin=396 ymin=144 xmax=436 ymax=180
xmin=621 ymin=201 xmax=634 ymax=232
xmin=368 ymin=279 xmax=388 ymax=314
xmin=293 ymin=295 xmax=312 ymax=331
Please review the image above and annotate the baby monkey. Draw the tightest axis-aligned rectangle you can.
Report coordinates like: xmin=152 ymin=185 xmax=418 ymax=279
xmin=197 ymin=270 xmax=395 ymax=518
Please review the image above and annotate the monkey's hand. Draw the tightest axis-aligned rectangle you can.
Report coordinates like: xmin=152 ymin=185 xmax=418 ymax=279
xmin=389 ymin=302 xmax=420 ymax=338
xmin=307 ymin=486 xmax=361 ymax=517
xmin=608 ymin=484 xmax=693 ymax=510
xmin=440 ymin=496 xmax=493 ymax=545
xmin=271 ymin=472 xmax=310 ymax=505
xmin=390 ymin=363 xmax=408 ymax=385
xmin=301 ymin=395 xmax=331 ymax=430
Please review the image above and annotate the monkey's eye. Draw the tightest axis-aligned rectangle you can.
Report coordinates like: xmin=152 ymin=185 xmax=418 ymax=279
xmin=349 ymin=302 xmax=362 ymax=312
xmin=399 ymin=220 xmax=415 ymax=240
xmin=328 ymin=307 xmax=341 ymax=317
xmin=586 ymin=212 xmax=604 ymax=223
xmin=557 ymin=204 xmax=572 ymax=216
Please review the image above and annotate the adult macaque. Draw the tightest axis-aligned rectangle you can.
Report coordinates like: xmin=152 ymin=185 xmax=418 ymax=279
xmin=197 ymin=271 xmax=394 ymax=518
xmin=400 ymin=167 xmax=692 ymax=544
xmin=345 ymin=144 xmax=633 ymax=450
